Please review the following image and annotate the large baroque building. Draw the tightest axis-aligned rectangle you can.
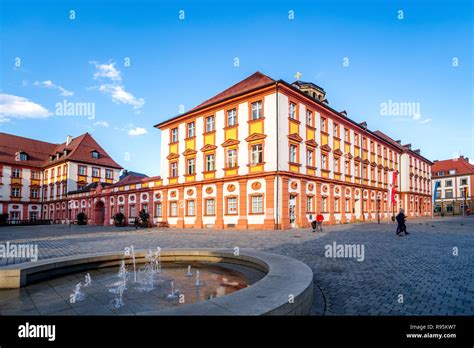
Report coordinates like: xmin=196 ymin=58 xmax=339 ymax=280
xmin=0 ymin=132 xmax=122 ymax=222
xmin=432 ymin=156 xmax=474 ymax=215
xmin=1 ymin=72 xmax=433 ymax=229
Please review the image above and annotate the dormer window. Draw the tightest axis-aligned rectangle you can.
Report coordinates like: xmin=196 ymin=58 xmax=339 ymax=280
xmin=91 ymin=151 xmax=100 ymax=159
xmin=448 ymin=169 xmax=456 ymax=175
xmin=56 ymin=153 xmax=60 ymax=160
xmin=15 ymin=151 xmax=28 ymax=161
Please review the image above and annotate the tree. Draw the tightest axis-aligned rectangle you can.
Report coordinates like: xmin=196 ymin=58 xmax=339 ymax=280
xmin=113 ymin=212 xmax=126 ymax=227
xmin=139 ymin=209 xmax=150 ymax=228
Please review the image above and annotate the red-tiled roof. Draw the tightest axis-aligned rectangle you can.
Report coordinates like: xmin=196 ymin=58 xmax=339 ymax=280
xmin=432 ymin=157 xmax=474 ymax=176
xmin=47 ymin=133 xmax=122 ymax=169
xmin=189 ymin=71 xmax=275 ymax=112
xmin=0 ymin=132 xmax=56 ymax=167
xmin=0 ymin=132 xmax=122 ymax=169
xmin=155 ymin=72 xmax=275 ymax=128
xmin=113 ymin=174 xmax=148 ymax=186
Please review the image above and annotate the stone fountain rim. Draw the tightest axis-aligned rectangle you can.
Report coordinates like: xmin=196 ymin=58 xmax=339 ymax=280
xmin=0 ymin=248 xmax=314 ymax=316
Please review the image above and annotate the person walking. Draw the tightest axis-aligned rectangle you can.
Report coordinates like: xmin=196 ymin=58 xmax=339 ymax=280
xmin=314 ymin=213 xmax=324 ymax=233
xmin=395 ymin=208 xmax=409 ymax=236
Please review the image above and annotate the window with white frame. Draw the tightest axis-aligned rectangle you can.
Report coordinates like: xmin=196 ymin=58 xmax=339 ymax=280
xmin=11 ymin=187 xmax=20 ymax=197
xmin=289 ymin=102 xmax=297 ymax=119
xmin=206 ymin=116 xmax=215 ymax=132
xmin=306 ymin=110 xmax=312 ymax=126
xmin=251 ymin=101 xmax=262 ymax=120
xmin=187 ymin=200 xmax=195 ymax=216
xmin=333 ymin=123 xmax=339 ymax=137
xmin=155 ymin=202 xmax=162 ymax=217
xmin=227 ymin=197 xmax=237 ymax=214
xmin=334 ymin=198 xmax=340 ymax=212
xmin=322 ymin=197 xmax=327 ymax=212
xmin=205 ymin=154 xmax=215 ymax=172
xmin=170 ymin=162 xmax=178 ymax=177
xmin=78 ymin=165 xmax=87 ymax=176
xmin=10 ymin=211 xmax=20 ymax=220
xmin=460 ymin=178 xmax=468 ymax=186
xmin=187 ymin=122 xmax=195 ymax=138
xmin=445 ymin=180 xmax=452 ymax=187
xmin=130 ymin=204 xmax=136 ymax=218
xmin=12 ymin=168 xmax=21 ymax=178
xmin=31 ymin=188 xmax=39 ymax=198
xmin=187 ymin=158 xmax=195 ymax=175
xmin=334 ymin=158 xmax=339 ymax=172
xmin=307 ymin=150 xmax=313 ymax=166
xmin=251 ymin=195 xmax=264 ymax=214
xmin=250 ymin=144 xmax=263 ymax=165
xmin=206 ymin=199 xmax=215 ymax=215
xmin=290 ymin=144 xmax=298 ymax=163
xmin=321 ymin=117 xmax=326 ymax=132
xmin=171 ymin=128 xmax=179 ymax=143
xmin=227 ymin=149 xmax=237 ymax=168
xmin=170 ymin=202 xmax=178 ymax=216
xmin=106 ymin=169 xmax=113 ymax=179
xmin=321 ymin=154 xmax=327 ymax=169
xmin=31 ymin=171 xmax=40 ymax=180
xmin=307 ymin=196 xmax=314 ymax=212
xmin=92 ymin=167 xmax=100 ymax=177
xmin=227 ymin=108 xmax=237 ymax=126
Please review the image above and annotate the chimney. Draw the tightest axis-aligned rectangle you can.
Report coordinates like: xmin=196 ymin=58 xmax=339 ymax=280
xmin=66 ymin=135 xmax=73 ymax=146
xmin=395 ymin=140 xmax=401 ymax=144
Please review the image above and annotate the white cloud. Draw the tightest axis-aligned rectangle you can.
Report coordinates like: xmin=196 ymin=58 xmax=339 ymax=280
xmin=98 ymin=84 xmax=144 ymax=109
xmin=34 ymin=80 xmax=74 ymax=97
xmin=90 ymin=61 xmax=122 ymax=81
xmin=90 ymin=61 xmax=144 ymax=110
xmin=93 ymin=120 xmax=109 ymax=127
xmin=0 ymin=94 xmax=51 ymax=123
xmin=418 ymin=118 xmax=432 ymax=124
xmin=128 ymin=127 xmax=147 ymax=136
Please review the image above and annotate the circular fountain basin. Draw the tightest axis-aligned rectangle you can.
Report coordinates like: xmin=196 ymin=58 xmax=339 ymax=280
xmin=0 ymin=249 xmax=313 ymax=315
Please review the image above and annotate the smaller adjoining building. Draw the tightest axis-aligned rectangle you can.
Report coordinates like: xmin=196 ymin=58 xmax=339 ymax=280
xmin=432 ymin=156 xmax=474 ymax=215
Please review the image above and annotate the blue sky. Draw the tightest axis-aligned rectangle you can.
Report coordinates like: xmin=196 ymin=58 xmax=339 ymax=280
xmin=1 ymin=0 xmax=472 ymax=176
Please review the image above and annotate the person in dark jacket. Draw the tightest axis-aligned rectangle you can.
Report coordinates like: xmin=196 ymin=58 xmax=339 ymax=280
xmin=395 ymin=208 xmax=409 ymax=235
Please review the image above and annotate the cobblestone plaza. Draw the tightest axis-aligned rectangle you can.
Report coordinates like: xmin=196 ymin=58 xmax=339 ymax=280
xmin=1 ymin=216 xmax=472 ymax=316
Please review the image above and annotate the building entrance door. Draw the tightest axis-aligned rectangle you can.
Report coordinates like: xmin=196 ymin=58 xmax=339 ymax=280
xmin=289 ymin=195 xmax=296 ymax=228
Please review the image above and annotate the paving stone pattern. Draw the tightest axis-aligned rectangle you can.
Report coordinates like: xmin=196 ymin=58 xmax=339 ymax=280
xmin=0 ymin=216 xmax=472 ymax=315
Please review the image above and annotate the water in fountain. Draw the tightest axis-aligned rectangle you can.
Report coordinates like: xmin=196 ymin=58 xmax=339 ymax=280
xmin=195 ymin=270 xmax=203 ymax=287
xmin=166 ymin=281 xmax=180 ymax=300
xmin=69 ymin=282 xmax=86 ymax=303
xmin=109 ymin=259 xmax=129 ymax=293
xmin=125 ymin=245 xmax=137 ymax=282
xmin=109 ymin=281 xmax=126 ymax=309
xmin=84 ymin=273 xmax=92 ymax=287
xmin=135 ymin=262 xmax=154 ymax=292
xmin=186 ymin=265 xmax=193 ymax=277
